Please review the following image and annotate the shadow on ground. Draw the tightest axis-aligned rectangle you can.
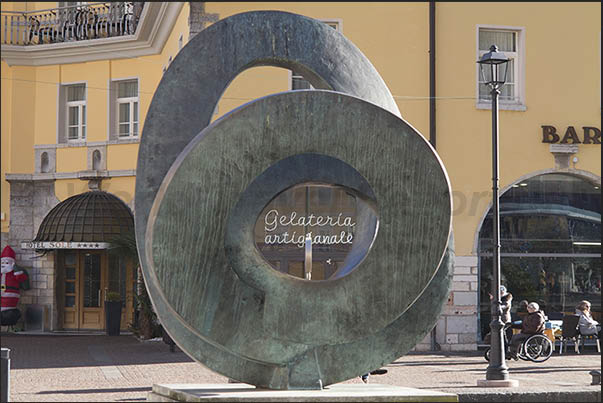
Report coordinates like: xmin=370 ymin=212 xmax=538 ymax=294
xmin=1 ymin=334 xmax=192 ymax=369
xmin=37 ymin=386 xmax=151 ymax=394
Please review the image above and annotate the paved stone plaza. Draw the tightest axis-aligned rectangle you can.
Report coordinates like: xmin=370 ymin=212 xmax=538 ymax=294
xmin=1 ymin=334 xmax=600 ymax=402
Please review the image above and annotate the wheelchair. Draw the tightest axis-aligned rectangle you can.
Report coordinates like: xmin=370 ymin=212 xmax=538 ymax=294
xmin=484 ymin=323 xmax=553 ymax=363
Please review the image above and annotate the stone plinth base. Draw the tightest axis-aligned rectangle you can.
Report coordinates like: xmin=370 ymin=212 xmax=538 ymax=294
xmin=476 ymin=379 xmax=519 ymax=387
xmin=147 ymin=383 xmax=458 ymax=402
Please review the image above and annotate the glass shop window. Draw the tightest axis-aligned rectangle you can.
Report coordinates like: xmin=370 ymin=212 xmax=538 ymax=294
xmin=478 ymin=173 xmax=601 ymax=341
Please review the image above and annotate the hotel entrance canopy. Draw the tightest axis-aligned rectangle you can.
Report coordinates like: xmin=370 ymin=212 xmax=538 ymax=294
xmin=21 ymin=191 xmax=134 ymax=250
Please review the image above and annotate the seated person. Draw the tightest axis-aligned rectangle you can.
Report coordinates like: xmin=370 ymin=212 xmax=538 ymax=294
xmin=576 ymin=300 xmax=601 ymax=339
xmin=508 ymin=302 xmax=545 ymax=360
xmin=511 ymin=299 xmax=529 ymax=329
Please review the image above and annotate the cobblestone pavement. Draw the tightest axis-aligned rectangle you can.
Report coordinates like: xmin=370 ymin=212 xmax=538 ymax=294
xmin=1 ymin=333 xmax=601 ymax=402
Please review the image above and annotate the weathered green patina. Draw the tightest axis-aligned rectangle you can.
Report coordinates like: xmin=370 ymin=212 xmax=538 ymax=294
xmin=136 ymin=11 xmax=454 ymax=390
xmin=135 ymin=10 xmax=400 ymax=264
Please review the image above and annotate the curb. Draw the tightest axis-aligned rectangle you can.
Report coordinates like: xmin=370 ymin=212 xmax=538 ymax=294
xmin=457 ymin=389 xmax=601 ymax=402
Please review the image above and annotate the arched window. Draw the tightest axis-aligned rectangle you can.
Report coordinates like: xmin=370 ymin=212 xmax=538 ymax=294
xmin=478 ymin=173 xmax=601 ymax=340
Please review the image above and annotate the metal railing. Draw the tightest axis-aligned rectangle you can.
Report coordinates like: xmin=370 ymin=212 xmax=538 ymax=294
xmin=1 ymin=2 xmax=144 ymax=46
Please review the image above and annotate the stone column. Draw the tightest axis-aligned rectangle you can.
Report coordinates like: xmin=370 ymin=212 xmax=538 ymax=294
xmin=441 ymin=256 xmax=479 ymax=351
xmin=6 ymin=179 xmax=36 ymax=329
xmin=30 ymin=251 xmax=58 ymax=331
xmin=414 ymin=256 xmax=479 ymax=352
xmin=7 ymin=179 xmax=35 ymax=269
xmin=6 ymin=178 xmax=60 ymax=330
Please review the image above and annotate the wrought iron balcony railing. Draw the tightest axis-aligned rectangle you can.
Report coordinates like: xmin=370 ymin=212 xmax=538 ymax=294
xmin=2 ymin=2 xmax=144 ymax=46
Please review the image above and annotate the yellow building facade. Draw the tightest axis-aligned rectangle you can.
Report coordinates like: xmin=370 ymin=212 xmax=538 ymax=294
xmin=1 ymin=2 xmax=600 ymax=350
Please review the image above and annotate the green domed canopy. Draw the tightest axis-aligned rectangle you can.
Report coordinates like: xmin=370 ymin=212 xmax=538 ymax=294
xmin=34 ymin=191 xmax=133 ymax=244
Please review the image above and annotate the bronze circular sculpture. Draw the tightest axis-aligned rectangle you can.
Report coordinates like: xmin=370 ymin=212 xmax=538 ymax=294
xmin=136 ymin=11 xmax=454 ymax=389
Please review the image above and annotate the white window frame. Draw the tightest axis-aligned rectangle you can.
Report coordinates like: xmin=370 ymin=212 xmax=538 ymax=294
xmin=289 ymin=19 xmax=343 ymax=90
xmin=476 ymin=25 xmax=526 ymax=111
xmin=110 ymin=78 xmax=139 ymax=140
xmin=65 ymin=84 xmax=87 ymax=142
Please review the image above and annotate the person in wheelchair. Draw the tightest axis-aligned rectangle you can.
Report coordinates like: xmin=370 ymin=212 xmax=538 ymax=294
xmin=509 ymin=302 xmax=545 ymax=360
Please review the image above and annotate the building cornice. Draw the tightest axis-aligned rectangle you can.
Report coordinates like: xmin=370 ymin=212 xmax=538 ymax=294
xmin=34 ymin=138 xmax=140 ymax=149
xmin=5 ymin=170 xmax=136 ymax=182
xmin=1 ymin=2 xmax=183 ymax=66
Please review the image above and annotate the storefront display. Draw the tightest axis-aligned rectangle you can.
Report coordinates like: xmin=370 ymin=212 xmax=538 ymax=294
xmin=478 ymin=173 xmax=601 ymax=339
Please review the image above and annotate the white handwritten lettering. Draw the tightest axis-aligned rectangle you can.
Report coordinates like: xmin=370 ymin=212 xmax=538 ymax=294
xmin=264 ymin=210 xmax=356 ymax=232
xmin=265 ymin=231 xmax=354 ymax=248
xmin=263 ymin=210 xmax=356 ymax=247
xmin=265 ymin=209 xmax=279 ymax=232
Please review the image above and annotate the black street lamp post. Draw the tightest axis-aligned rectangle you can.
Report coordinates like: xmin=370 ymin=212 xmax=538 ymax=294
xmin=477 ymin=45 xmax=514 ymax=383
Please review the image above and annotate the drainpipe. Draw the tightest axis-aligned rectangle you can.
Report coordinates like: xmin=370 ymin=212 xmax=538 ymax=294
xmin=429 ymin=1 xmax=436 ymax=149
xmin=429 ymin=1 xmax=438 ymax=352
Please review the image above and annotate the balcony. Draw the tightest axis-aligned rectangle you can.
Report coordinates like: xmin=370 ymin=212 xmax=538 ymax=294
xmin=1 ymin=2 xmax=184 ymax=66
xmin=2 ymin=2 xmax=144 ymax=46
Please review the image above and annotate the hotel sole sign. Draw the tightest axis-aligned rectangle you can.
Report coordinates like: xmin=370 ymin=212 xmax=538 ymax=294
xmin=21 ymin=241 xmax=110 ymax=250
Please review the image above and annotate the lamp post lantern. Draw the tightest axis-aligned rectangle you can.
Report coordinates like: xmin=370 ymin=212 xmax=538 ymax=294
xmin=476 ymin=45 xmax=517 ymax=386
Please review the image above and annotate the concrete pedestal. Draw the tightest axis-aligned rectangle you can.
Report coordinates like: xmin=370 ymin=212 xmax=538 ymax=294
xmin=476 ymin=379 xmax=519 ymax=387
xmin=147 ymin=383 xmax=458 ymax=402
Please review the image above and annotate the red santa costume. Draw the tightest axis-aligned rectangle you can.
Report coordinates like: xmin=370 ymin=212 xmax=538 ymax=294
xmin=1 ymin=246 xmax=28 ymax=325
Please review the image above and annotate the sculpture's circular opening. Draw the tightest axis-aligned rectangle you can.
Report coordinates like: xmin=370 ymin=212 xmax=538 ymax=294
xmin=254 ymin=181 xmax=378 ymax=281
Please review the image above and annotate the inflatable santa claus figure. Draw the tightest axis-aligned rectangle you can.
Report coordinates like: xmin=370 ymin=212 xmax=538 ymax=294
xmin=1 ymin=245 xmax=27 ymax=326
